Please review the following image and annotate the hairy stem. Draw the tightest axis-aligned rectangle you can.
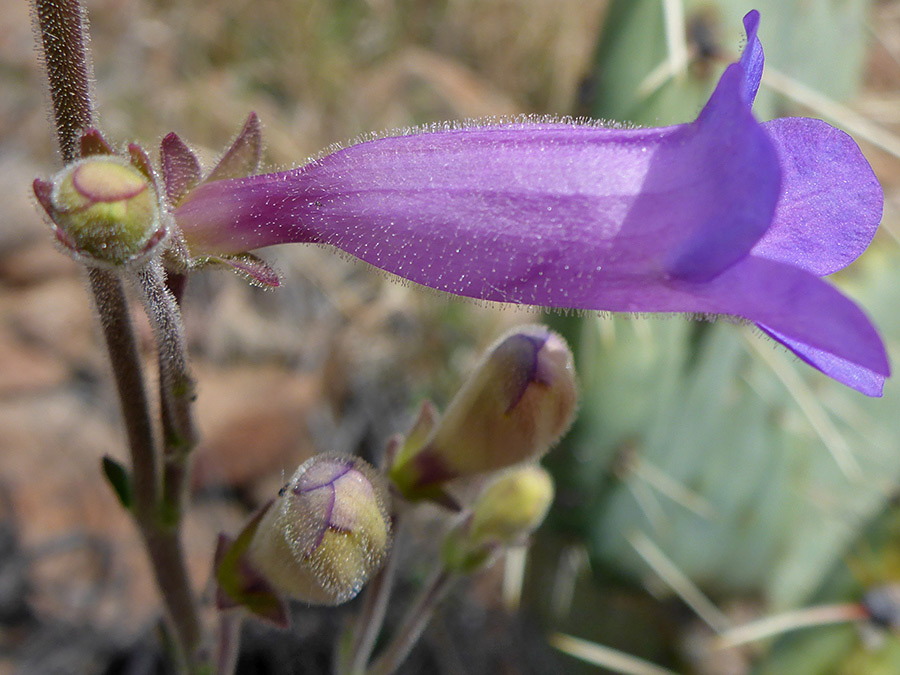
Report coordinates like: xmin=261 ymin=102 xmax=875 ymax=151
xmin=132 ymin=260 xmax=203 ymax=667
xmin=366 ymin=569 xmax=454 ymax=675
xmin=33 ymin=0 xmax=92 ymax=162
xmin=137 ymin=260 xmax=196 ymax=451
xmin=135 ymin=261 xmax=198 ymax=517
xmin=144 ymin=528 xmax=205 ymax=670
xmin=89 ymin=268 xmax=203 ymax=668
xmin=88 ymin=268 xmax=159 ymax=521
xmin=135 ymin=263 xmax=205 ymax=669
xmin=34 ymin=2 xmax=206 ymax=669
xmin=215 ymin=612 xmax=243 ymax=675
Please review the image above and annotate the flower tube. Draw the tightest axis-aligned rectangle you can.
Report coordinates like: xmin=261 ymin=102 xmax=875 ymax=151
xmin=173 ymin=11 xmax=888 ymax=395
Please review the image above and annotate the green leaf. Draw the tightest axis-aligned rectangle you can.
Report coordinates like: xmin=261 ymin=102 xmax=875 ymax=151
xmin=101 ymin=455 xmax=132 ymax=510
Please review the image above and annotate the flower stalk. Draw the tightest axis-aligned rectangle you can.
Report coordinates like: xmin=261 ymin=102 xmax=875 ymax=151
xmin=135 ymin=260 xmax=198 ymax=520
xmin=33 ymin=1 xmax=205 ymax=670
xmin=34 ymin=0 xmax=92 ymax=163
xmin=365 ymin=568 xmax=455 ymax=675
xmin=360 ymin=465 xmax=555 ymax=675
xmin=87 ymin=268 xmax=159 ymax=525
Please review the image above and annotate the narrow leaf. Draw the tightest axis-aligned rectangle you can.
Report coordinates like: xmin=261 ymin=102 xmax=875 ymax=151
xmin=101 ymin=455 xmax=133 ymax=509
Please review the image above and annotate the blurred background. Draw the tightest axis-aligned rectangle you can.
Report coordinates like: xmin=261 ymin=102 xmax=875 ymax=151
xmin=3 ymin=0 xmax=900 ymax=673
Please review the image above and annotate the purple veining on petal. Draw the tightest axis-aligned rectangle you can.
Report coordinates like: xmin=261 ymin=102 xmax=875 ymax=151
xmin=302 ymin=483 xmax=335 ymax=557
xmin=504 ymin=332 xmax=550 ymax=414
xmin=291 ymin=458 xmax=355 ymax=556
xmin=293 ymin=460 xmax=353 ymax=494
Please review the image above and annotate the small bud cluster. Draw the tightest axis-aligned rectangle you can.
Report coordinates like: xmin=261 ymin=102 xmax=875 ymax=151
xmin=216 ymin=322 xmax=575 ymax=670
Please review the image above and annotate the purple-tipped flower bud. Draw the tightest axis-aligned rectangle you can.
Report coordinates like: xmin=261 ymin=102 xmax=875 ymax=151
xmin=34 ymin=156 xmax=165 ymax=266
xmin=389 ymin=325 xmax=577 ymax=501
xmin=443 ymin=465 xmax=554 ymax=573
xmin=247 ymin=454 xmax=391 ymax=605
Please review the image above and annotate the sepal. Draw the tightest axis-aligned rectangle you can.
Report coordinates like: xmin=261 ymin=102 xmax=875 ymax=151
xmin=161 ymin=132 xmax=202 ymax=206
xmin=192 ymin=253 xmax=281 ymax=287
xmin=79 ymin=128 xmax=114 ymax=157
xmin=207 ymin=112 xmax=263 ymax=182
xmin=214 ymin=503 xmax=291 ymax=628
xmin=127 ymin=143 xmax=157 ymax=187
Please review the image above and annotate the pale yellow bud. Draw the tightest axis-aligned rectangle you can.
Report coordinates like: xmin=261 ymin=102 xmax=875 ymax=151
xmin=443 ymin=465 xmax=555 ymax=573
xmin=390 ymin=325 xmax=577 ymax=501
xmin=247 ymin=454 xmax=391 ymax=605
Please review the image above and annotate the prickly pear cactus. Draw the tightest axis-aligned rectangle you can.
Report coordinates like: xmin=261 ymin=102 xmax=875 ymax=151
xmin=589 ymin=0 xmax=870 ymax=125
xmin=542 ymin=248 xmax=900 ymax=673
xmin=539 ymin=3 xmax=900 ymax=671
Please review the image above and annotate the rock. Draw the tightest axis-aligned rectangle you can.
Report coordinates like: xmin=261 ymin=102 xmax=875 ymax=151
xmin=190 ymin=364 xmax=320 ymax=501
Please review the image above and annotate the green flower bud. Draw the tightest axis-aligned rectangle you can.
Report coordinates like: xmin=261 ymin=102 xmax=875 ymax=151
xmin=247 ymin=454 xmax=391 ymax=605
xmin=389 ymin=325 xmax=577 ymax=501
xmin=443 ymin=465 xmax=554 ymax=574
xmin=34 ymin=155 xmax=165 ymax=265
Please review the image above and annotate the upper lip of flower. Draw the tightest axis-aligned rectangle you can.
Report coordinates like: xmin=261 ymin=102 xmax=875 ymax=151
xmin=168 ymin=9 xmax=889 ymax=396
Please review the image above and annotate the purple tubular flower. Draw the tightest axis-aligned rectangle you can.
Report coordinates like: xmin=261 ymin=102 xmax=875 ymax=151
xmin=174 ymin=10 xmax=889 ymax=395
